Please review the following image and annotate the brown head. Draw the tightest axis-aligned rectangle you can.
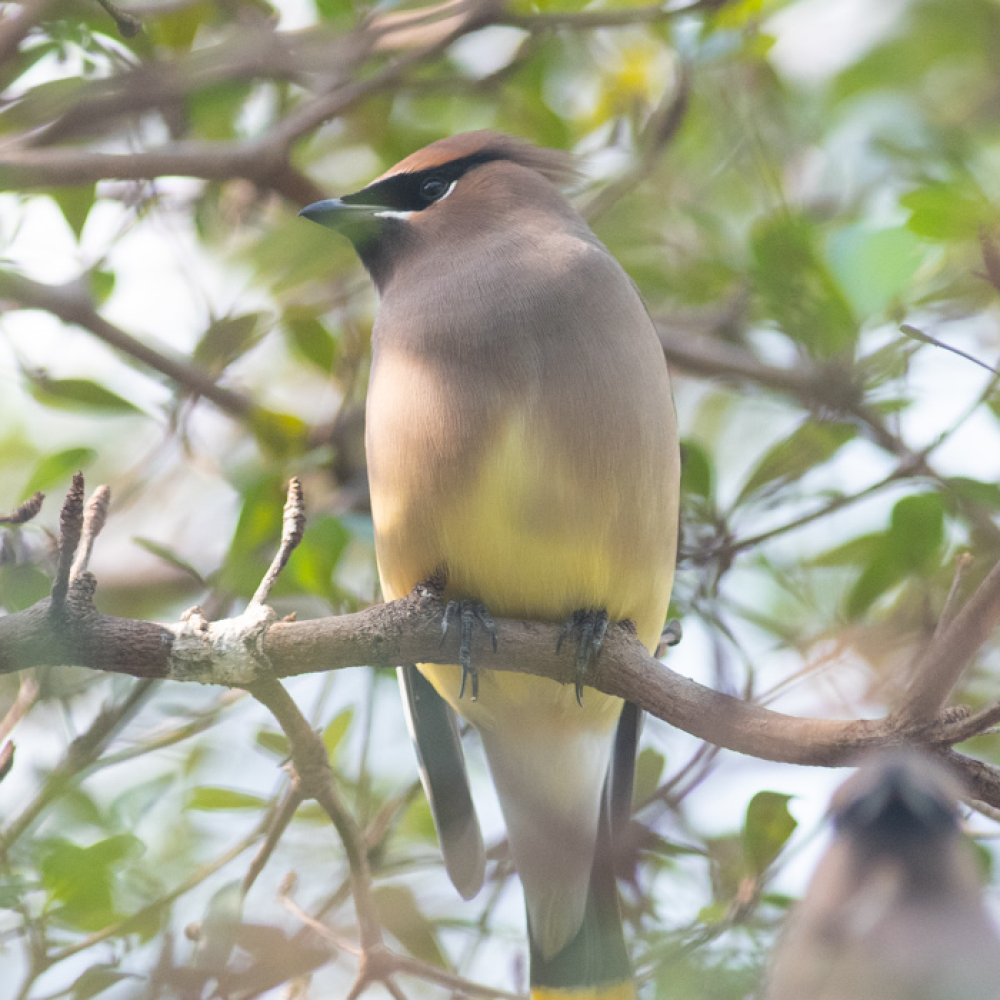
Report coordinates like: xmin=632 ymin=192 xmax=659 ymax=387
xmin=299 ymin=131 xmax=584 ymax=291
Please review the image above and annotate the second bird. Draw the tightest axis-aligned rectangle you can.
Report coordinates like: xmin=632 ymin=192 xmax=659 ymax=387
xmin=301 ymin=131 xmax=680 ymax=1000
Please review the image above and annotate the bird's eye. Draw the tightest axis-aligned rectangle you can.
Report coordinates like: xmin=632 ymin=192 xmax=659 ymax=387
xmin=419 ymin=176 xmax=449 ymax=202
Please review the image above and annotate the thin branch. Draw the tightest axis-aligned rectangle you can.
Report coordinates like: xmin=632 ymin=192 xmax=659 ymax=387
xmin=69 ymin=485 xmax=111 ymax=581
xmin=242 ymin=790 xmax=304 ymax=894
xmin=933 ymin=552 xmax=975 ymax=643
xmin=0 ymin=677 xmax=156 ymax=856
xmin=0 ymin=271 xmax=259 ymax=422
xmin=0 ymin=140 xmax=323 ymax=204
xmin=0 ymin=492 xmax=44 ymax=526
xmin=251 ymin=479 xmax=306 ymax=607
xmin=49 ymin=472 xmax=84 ymax=610
xmin=0 ymin=677 xmax=38 ymax=743
xmin=901 ymin=324 xmax=1000 ymax=377
xmin=583 ymin=61 xmax=693 ymax=223
xmin=500 ymin=0 xmax=725 ymax=31
xmin=267 ymin=0 xmax=502 ymax=148
xmin=248 ymin=673 xmax=383 ymax=952
xmin=0 ymin=0 xmax=61 ymax=66
xmin=893 ymin=556 xmax=1000 ymax=728
xmin=94 ymin=0 xmax=142 ymax=37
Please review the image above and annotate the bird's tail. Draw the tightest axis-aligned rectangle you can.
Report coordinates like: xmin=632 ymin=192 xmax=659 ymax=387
xmin=528 ymin=803 xmax=635 ymax=1000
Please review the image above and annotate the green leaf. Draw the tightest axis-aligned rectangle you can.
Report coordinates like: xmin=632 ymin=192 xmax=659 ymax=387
xmin=41 ymin=835 xmax=143 ymax=931
xmin=947 ymin=476 xmax=1000 ymax=512
xmin=247 ymin=409 xmax=310 ymax=456
xmin=888 ymin=492 xmax=945 ymax=572
xmin=193 ymin=313 xmax=266 ymax=375
xmin=901 ymin=182 xmax=995 ymax=241
xmin=220 ymin=475 xmax=286 ymax=595
xmin=742 ymin=791 xmax=796 ymax=876
xmin=148 ymin=1 xmax=213 ymax=50
xmin=24 ymin=447 xmax=97 ymax=496
xmin=632 ymin=747 xmax=666 ymax=807
xmin=188 ymin=787 xmax=268 ymax=811
xmin=751 ymin=213 xmax=858 ymax=357
xmin=314 ymin=0 xmax=355 ymax=28
xmin=188 ymin=81 xmax=252 ymax=142
xmin=284 ymin=311 xmax=337 ymax=373
xmin=374 ymin=885 xmax=446 ymax=967
xmin=811 ymin=532 xmax=880 ymax=568
xmin=739 ymin=421 xmax=856 ymax=502
xmin=846 ymin=493 xmax=945 ymax=617
xmin=680 ymin=440 xmax=713 ymax=499
xmin=72 ymin=966 xmax=139 ymax=1000
xmin=283 ymin=514 xmax=351 ymax=601
xmin=322 ymin=709 xmax=353 ymax=760
xmin=255 ymin=728 xmax=290 ymax=759
xmin=826 ymin=224 xmax=925 ymax=316
xmin=27 ymin=374 xmax=142 ymax=415
xmin=50 ymin=185 xmax=96 ymax=240
xmin=132 ymin=537 xmax=205 ymax=584
xmin=88 ymin=269 xmax=115 ymax=306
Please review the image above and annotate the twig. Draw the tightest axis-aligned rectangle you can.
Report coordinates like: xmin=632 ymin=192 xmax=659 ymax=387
xmin=501 ymin=0 xmax=725 ymax=31
xmin=251 ymin=479 xmax=306 ymax=607
xmin=901 ymin=324 xmax=1000 ymax=377
xmin=894 ymin=556 xmax=1000 ymax=729
xmin=0 ymin=678 xmax=156 ymax=856
xmin=0 ymin=742 xmax=14 ymax=783
xmin=69 ymin=485 xmax=111 ymax=581
xmin=94 ymin=0 xmax=142 ymax=37
xmin=248 ymin=673 xmax=383 ymax=950
xmin=268 ymin=0 xmax=501 ymax=147
xmin=0 ymin=677 xmax=38 ymax=743
xmin=242 ymin=790 xmax=304 ymax=894
xmin=583 ymin=61 xmax=693 ymax=223
xmin=49 ymin=472 xmax=85 ymax=610
xmin=933 ymin=552 xmax=975 ymax=642
xmin=0 ymin=493 xmax=44 ymax=526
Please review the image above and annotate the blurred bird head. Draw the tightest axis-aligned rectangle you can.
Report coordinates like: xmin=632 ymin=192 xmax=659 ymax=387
xmin=298 ymin=131 xmax=581 ymax=290
xmin=831 ymin=750 xmax=966 ymax=854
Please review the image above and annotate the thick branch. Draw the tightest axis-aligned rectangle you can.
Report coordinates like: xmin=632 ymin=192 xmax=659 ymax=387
xmin=2 ymin=589 xmax=997 ymax=801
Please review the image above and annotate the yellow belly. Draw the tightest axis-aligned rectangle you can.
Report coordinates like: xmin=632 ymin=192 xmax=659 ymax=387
xmin=376 ymin=414 xmax=673 ymax=734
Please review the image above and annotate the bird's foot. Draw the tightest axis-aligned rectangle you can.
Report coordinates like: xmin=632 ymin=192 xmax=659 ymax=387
xmin=440 ymin=600 xmax=497 ymax=701
xmin=557 ymin=609 xmax=609 ymax=706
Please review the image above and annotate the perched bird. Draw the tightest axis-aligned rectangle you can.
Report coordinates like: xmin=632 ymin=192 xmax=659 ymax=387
xmin=765 ymin=751 xmax=1000 ymax=1000
xmin=300 ymin=131 xmax=679 ymax=999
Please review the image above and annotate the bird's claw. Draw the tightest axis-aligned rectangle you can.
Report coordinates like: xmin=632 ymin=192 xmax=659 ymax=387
xmin=557 ymin=609 xmax=609 ymax=706
xmin=441 ymin=600 xmax=497 ymax=701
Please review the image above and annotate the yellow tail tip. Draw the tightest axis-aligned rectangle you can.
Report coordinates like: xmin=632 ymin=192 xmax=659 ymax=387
xmin=531 ymin=984 xmax=636 ymax=1000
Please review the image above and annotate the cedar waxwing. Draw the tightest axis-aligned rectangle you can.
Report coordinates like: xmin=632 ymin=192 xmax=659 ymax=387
xmin=764 ymin=751 xmax=1000 ymax=1000
xmin=300 ymin=131 xmax=680 ymax=1000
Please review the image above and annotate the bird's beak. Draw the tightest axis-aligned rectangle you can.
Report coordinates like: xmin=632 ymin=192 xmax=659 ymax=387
xmin=298 ymin=198 xmax=379 ymax=231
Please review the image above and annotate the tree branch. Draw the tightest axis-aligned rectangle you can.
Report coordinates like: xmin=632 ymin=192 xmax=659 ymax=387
xmin=4 ymin=480 xmax=1000 ymax=809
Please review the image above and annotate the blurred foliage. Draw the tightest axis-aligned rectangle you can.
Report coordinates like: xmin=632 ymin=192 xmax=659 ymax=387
xmin=2 ymin=0 xmax=1000 ymax=996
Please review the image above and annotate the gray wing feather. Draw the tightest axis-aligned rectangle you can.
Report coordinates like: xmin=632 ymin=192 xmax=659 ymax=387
xmin=398 ymin=666 xmax=485 ymax=899
xmin=610 ymin=701 xmax=641 ymax=844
